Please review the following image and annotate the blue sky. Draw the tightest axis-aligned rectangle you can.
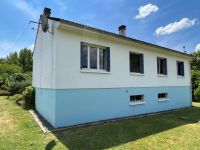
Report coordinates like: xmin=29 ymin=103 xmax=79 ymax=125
xmin=0 ymin=0 xmax=200 ymax=57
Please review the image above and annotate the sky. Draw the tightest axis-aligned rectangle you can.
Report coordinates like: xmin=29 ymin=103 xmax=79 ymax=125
xmin=0 ymin=0 xmax=200 ymax=58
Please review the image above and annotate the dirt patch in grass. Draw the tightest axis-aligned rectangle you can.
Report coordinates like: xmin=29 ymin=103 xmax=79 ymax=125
xmin=0 ymin=111 xmax=15 ymax=135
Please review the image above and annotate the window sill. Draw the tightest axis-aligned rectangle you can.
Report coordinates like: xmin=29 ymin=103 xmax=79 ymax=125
xmin=129 ymin=72 xmax=144 ymax=76
xmin=80 ymin=69 xmax=110 ymax=74
xmin=157 ymin=98 xmax=169 ymax=102
xmin=130 ymin=101 xmax=145 ymax=106
xmin=177 ymin=75 xmax=185 ymax=78
xmin=157 ymin=74 xmax=168 ymax=77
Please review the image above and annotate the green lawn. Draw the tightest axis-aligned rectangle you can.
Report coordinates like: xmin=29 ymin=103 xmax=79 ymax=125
xmin=0 ymin=96 xmax=200 ymax=150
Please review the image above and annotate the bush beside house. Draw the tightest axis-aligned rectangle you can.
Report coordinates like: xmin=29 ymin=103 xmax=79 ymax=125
xmin=0 ymin=48 xmax=35 ymax=109
xmin=23 ymin=86 xmax=35 ymax=107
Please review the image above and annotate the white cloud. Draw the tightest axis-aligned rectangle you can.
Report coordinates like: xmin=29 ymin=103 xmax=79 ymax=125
xmin=9 ymin=0 xmax=41 ymax=19
xmin=135 ymin=4 xmax=159 ymax=19
xmin=195 ymin=43 xmax=200 ymax=52
xmin=155 ymin=18 xmax=197 ymax=36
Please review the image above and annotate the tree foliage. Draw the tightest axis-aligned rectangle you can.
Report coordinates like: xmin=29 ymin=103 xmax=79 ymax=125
xmin=6 ymin=51 xmax=19 ymax=65
xmin=0 ymin=63 xmax=22 ymax=75
xmin=191 ymin=51 xmax=200 ymax=70
xmin=19 ymin=48 xmax=33 ymax=73
xmin=191 ymin=50 xmax=200 ymax=101
xmin=0 ymin=48 xmax=33 ymax=96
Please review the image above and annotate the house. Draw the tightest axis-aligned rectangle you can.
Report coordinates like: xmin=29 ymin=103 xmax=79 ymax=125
xmin=33 ymin=8 xmax=192 ymax=128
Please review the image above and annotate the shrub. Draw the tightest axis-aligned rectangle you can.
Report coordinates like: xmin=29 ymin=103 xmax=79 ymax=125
xmin=22 ymin=86 xmax=35 ymax=107
xmin=9 ymin=94 xmax=23 ymax=101
xmin=0 ymin=64 xmax=22 ymax=75
xmin=7 ymin=81 xmax=31 ymax=96
xmin=0 ymin=90 xmax=9 ymax=96
xmin=9 ymin=94 xmax=27 ymax=109
xmin=5 ymin=73 xmax=32 ymax=96
xmin=194 ymin=85 xmax=200 ymax=102
xmin=191 ymin=70 xmax=200 ymax=91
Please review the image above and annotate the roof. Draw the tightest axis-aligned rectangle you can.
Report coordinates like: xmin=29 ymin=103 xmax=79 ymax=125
xmin=49 ymin=16 xmax=192 ymax=58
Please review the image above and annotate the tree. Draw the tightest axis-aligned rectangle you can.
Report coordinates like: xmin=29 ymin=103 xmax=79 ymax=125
xmin=0 ymin=64 xmax=22 ymax=75
xmin=6 ymin=51 xmax=19 ymax=65
xmin=191 ymin=51 xmax=200 ymax=70
xmin=19 ymin=48 xmax=33 ymax=73
xmin=191 ymin=50 xmax=200 ymax=101
xmin=0 ymin=58 xmax=6 ymax=64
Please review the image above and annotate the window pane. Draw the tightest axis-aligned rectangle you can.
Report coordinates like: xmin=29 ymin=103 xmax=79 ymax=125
xmin=90 ymin=47 xmax=97 ymax=69
xmin=81 ymin=45 xmax=88 ymax=68
xmin=158 ymin=93 xmax=168 ymax=99
xmin=157 ymin=58 xmax=167 ymax=75
xmin=160 ymin=59 xmax=165 ymax=74
xmin=99 ymin=48 xmax=107 ymax=70
xmin=177 ymin=62 xmax=184 ymax=76
xmin=130 ymin=53 xmax=143 ymax=73
xmin=130 ymin=95 xmax=144 ymax=103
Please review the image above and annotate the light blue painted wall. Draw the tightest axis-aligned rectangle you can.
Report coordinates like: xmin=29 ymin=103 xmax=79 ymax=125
xmin=35 ymin=88 xmax=56 ymax=127
xmin=35 ymin=86 xmax=191 ymax=128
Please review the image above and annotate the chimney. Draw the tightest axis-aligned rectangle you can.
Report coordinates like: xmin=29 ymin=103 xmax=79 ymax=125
xmin=44 ymin=7 xmax=51 ymax=17
xmin=118 ymin=25 xmax=126 ymax=36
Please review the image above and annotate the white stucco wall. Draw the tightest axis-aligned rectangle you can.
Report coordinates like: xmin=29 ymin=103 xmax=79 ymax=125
xmin=33 ymin=20 xmax=191 ymax=89
xmin=32 ymin=20 xmax=57 ymax=88
xmin=54 ymin=24 xmax=191 ymax=89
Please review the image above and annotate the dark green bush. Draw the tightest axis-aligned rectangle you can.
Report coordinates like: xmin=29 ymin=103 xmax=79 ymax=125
xmin=0 ymin=90 xmax=10 ymax=96
xmin=22 ymin=86 xmax=35 ymax=107
xmin=194 ymin=85 xmax=200 ymax=102
xmin=7 ymin=81 xmax=31 ymax=96
xmin=5 ymin=73 xmax=32 ymax=96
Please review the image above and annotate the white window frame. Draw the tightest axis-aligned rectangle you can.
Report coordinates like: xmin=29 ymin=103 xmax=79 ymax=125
xmin=81 ymin=43 xmax=109 ymax=73
xmin=157 ymin=93 xmax=169 ymax=102
xmin=130 ymin=95 xmax=145 ymax=105
xmin=129 ymin=51 xmax=144 ymax=75
xmin=157 ymin=57 xmax=167 ymax=76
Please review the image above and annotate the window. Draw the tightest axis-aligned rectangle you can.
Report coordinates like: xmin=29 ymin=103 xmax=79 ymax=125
xmin=130 ymin=95 xmax=144 ymax=104
xmin=81 ymin=42 xmax=110 ymax=71
xmin=177 ymin=61 xmax=184 ymax=76
xmin=157 ymin=57 xmax=167 ymax=75
xmin=158 ymin=93 xmax=168 ymax=99
xmin=130 ymin=52 xmax=144 ymax=74
xmin=99 ymin=48 xmax=108 ymax=70
xmin=81 ymin=45 xmax=88 ymax=68
xmin=90 ymin=47 xmax=97 ymax=69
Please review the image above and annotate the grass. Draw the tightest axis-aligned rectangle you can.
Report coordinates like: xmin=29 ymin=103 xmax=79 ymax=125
xmin=0 ymin=96 xmax=200 ymax=150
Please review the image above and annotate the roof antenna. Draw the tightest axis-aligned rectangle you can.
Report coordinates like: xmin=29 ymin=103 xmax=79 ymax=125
xmin=183 ymin=46 xmax=187 ymax=53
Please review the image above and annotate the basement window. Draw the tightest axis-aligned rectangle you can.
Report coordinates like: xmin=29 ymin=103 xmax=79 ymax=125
xmin=158 ymin=93 xmax=168 ymax=101
xmin=157 ymin=57 xmax=167 ymax=75
xmin=81 ymin=42 xmax=110 ymax=72
xmin=130 ymin=95 xmax=145 ymax=105
xmin=177 ymin=61 xmax=184 ymax=76
xmin=129 ymin=52 xmax=144 ymax=74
